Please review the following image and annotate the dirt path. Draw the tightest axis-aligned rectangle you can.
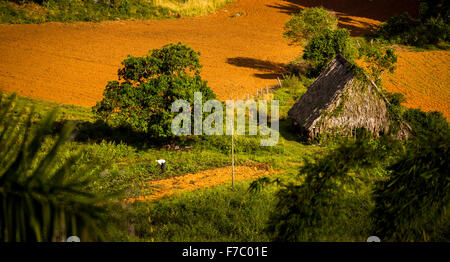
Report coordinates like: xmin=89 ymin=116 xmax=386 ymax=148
xmin=0 ymin=0 xmax=419 ymax=106
xmin=125 ymin=164 xmax=276 ymax=202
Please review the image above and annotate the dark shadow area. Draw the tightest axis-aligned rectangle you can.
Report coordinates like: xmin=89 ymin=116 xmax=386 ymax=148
xmin=254 ymin=73 xmax=284 ymax=80
xmin=268 ymin=0 xmax=420 ymax=36
xmin=50 ymin=119 xmax=169 ymax=150
xmin=270 ymin=0 xmax=419 ymax=21
xmin=337 ymin=15 xmax=381 ymax=36
xmin=266 ymin=2 xmax=303 ymax=15
xmin=227 ymin=57 xmax=287 ymax=80
xmin=279 ymin=118 xmax=309 ymax=144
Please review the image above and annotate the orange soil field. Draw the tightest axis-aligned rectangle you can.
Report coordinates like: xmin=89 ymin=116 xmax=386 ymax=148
xmin=0 ymin=0 xmax=421 ymax=107
xmin=125 ymin=165 xmax=276 ymax=202
xmin=383 ymin=51 xmax=450 ymax=118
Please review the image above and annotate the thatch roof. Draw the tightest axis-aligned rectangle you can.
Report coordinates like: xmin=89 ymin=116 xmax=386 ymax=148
xmin=288 ymin=54 xmax=410 ymax=139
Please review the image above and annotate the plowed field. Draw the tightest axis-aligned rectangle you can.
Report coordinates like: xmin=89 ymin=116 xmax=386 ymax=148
xmin=383 ymin=50 xmax=450 ymax=118
xmin=0 ymin=0 xmax=423 ymax=106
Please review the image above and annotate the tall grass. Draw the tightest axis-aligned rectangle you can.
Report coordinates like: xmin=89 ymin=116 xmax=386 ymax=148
xmin=151 ymin=0 xmax=234 ymax=17
xmin=0 ymin=0 xmax=235 ymax=24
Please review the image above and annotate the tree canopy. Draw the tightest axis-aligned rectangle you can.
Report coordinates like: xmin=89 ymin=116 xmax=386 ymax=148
xmin=93 ymin=42 xmax=216 ymax=139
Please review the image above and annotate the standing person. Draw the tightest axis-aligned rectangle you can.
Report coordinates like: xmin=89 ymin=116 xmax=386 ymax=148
xmin=156 ymin=159 xmax=166 ymax=172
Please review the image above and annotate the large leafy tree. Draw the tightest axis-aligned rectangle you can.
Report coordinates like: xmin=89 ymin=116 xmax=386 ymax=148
xmin=93 ymin=42 xmax=216 ymax=139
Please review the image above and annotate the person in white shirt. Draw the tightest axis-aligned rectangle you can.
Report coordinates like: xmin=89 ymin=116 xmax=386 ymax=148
xmin=156 ymin=159 xmax=166 ymax=172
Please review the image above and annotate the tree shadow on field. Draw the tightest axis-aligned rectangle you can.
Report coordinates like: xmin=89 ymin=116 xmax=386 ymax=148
xmin=269 ymin=0 xmax=419 ymax=21
xmin=51 ymin=119 xmax=166 ymax=150
xmin=226 ymin=57 xmax=287 ymax=80
xmin=268 ymin=0 xmax=420 ymax=36
xmin=337 ymin=15 xmax=381 ymax=36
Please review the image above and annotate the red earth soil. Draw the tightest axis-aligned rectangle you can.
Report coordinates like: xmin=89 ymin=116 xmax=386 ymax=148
xmin=0 ymin=0 xmax=422 ymax=108
xmin=383 ymin=50 xmax=450 ymax=118
xmin=125 ymin=164 xmax=277 ymax=202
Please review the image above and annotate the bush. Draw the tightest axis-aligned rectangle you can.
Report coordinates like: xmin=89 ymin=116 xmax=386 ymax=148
xmin=93 ymin=43 xmax=216 ymax=140
xmin=372 ymin=114 xmax=450 ymax=241
xmin=265 ymin=134 xmax=401 ymax=241
xmin=376 ymin=0 xmax=449 ymax=47
xmin=403 ymin=108 xmax=449 ymax=139
xmin=283 ymin=7 xmax=338 ymax=45
xmin=419 ymin=0 xmax=450 ymax=22
xmin=303 ymin=28 xmax=357 ymax=75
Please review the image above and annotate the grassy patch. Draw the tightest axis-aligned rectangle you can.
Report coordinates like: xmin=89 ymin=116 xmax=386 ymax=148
xmin=151 ymin=0 xmax=234 ymax=17
xmin=111 ymin=181 xmax=277 ymax=242
xmin=0 ymin=0 xmax=234 ymax=24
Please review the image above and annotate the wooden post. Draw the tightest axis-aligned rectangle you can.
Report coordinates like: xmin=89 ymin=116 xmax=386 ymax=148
xmin=230 ymin=94 xmax=235 ymax=188
xmin=231 ymin=126 xmax=235 ymax=188
xmin=277 ymin=77 xmax=282 ymax=88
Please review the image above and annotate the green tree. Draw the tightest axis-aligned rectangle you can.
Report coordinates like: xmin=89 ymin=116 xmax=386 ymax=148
xmin=364 ymin=47 xmax=397 ymax=86
xmin=376 ymin=0 xmax=449 ymax=46
xmin=93 ymin=42 xmax=216 ymax=139
xmin=419 ymin=0 xmax=449 ymax=22
xmin=0 ymin=94 xmax=106 ymax=242
xmin=302 ymin=28 xmax=356 ymax=75
xmin=283 ymin=7 xmax=338 ymax=45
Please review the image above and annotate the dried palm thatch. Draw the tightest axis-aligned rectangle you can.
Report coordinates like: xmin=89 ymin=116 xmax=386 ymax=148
xmin=288 ymin=54 xmax=410 ymax=139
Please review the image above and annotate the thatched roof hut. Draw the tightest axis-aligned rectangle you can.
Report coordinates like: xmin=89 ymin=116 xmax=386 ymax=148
xmin=288 ymin=54 xmax=410 ymax=139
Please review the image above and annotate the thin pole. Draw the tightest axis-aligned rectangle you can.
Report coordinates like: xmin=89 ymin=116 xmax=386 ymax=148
xmin=231 ymin=93 xmax=235 ymax=188
xmin=232 ymin=127 xmax=235 ymax=188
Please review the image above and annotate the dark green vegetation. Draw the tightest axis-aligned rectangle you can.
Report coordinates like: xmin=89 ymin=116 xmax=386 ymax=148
xmin=375 ymin=0 xmax=449 ymax=47
xmin=372 ymin=109 xmax=450 ymax=241
xmin=250 ymin=113 xmax=449 ymax=241
xmin=93 ymin=43 xmax=215 ymax=140
xmin=0 ymin=94 xmax=107 ymax=241
xmin=0 ymin=0 xmax=175 ymax=24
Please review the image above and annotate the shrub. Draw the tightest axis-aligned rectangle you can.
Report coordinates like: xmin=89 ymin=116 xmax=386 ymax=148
xmin=93 ymin=43 xmax=216 ymax=140
xmin=372 ymin=114 xmax=450 ymax=241
xmin=419 ymin=0 xmax=450 ymax=22
xmin=384 ymin=92 xmax=406 ymax=121
xmin=403 ymin=108 xmax=449 ymax=139
xmin=283 ymin=7 xmax=338 ymax=45
xmin=375 ymin=0 xmax=449 ymax=47
xmin=303 ymin=28 xmax=357 ymax=75
xmin=265 ymin=134 xmax=401 ymax=241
